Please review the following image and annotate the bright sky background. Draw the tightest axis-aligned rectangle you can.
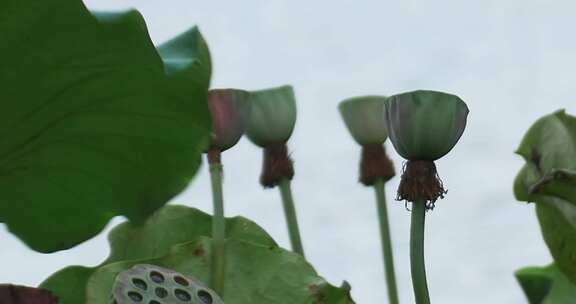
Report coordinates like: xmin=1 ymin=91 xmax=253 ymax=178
xmin=2 ymin=1 xmax=576 ymax=303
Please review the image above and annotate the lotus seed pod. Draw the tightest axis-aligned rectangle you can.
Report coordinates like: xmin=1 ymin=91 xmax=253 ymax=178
xmin=339 ymin=95 xmax=388 ymax=146
xmin=385 ymin=90 xmax=469 ymax=161
xmin=245 ymin=85 xmax=297 ymax=147
xmin=111 ymin=264 xmax=223 ymax=304
xmin=208 ymin=89 xmax=250 ymax=151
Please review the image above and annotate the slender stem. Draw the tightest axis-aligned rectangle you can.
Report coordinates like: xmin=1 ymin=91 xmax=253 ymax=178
xmin=410 ymin=199 xmax=431 ymax=304
xmin=209 ymin=159 xmax=226 ymax=296
xmin=278 ymin=178 xmax=305 ymax=256
xmin=373 ymin=179 xmax=399 ymax=304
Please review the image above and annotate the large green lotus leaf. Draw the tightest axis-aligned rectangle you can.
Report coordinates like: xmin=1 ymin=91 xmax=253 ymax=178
xmin=537 ymin=201 xmax=576 ymax=285
xmin=0 ymin=0 xmax=211 ymax=252
xmin=104 ymin=205 xmax=276 ymax=263
xmin=515 ymin=163 xmax=576 ymax=284
xmin=87 ymin=238 xmax=354 ymax=304
xmin=514 ymin=111 xmax=576 ymax=284
xmin=40 ymin=205 xmax=276 ymax=304
xmin=516 ymin=264 xmax=576 ymax=304
xmin=515 ymin=110 xmax=576 ymax=205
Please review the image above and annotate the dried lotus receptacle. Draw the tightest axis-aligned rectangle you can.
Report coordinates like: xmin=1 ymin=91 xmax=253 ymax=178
xmin=111 ymin=264 xmax=223 ymax=304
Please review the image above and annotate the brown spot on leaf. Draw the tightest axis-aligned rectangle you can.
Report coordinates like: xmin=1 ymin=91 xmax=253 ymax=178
xmin=531 ymin=148 xmax=542 ymax=172
xmin=194 ymin=247 xmax=205 ymax=257
xmin=308 ymin=284 xmax=326 ymax=303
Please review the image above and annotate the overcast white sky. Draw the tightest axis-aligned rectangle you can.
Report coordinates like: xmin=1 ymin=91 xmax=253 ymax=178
xmin=2 ymin=1 xmax=576 ymax=303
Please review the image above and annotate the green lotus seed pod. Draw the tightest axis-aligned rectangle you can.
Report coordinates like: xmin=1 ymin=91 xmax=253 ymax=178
xmin=385 ymin=90 xmax=469 ymax=161
xmin=208 ymin=88 xmax=250 ymax=151
xmin=111 ymin=264 xmax=223 ymax=304
xmin=245 ymin=85 xmax=297 ymax=147
xmin=339 ymin=95 xmax=388 ymax=145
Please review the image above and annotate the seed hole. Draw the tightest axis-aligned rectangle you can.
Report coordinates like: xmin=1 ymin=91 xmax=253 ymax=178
xmin=155 ymin=287 xmax=168 ymax=298
xmin=150 ymin=271 xmax=165 ymax=284
xmin=174 ymin=275 xmax=189 ymax=286
xmin=197 ymin=290 xmax=213 ymax=304
xmin=149 ymin=301 xmax=161 ymax=304
xmin=175 ymin=289 xmax=191 ymax=301
xmin=127 ymin=291 xmax=143 ymax=302
xmin=132 ymin=278 xmax=147 ymax=291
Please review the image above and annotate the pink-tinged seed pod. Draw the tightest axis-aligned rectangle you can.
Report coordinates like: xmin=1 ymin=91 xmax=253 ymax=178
xmin=208 ymin=89 xmax=250 ymax=151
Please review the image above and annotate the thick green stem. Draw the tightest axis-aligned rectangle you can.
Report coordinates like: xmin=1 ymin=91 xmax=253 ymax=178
xmin=209 ymin=161 xmax=226 ymax=296
xmin=374 ymin=179 xmax=399 ymax=304
xmin=410 ymin=200 xmax=431 ymax=304
xmin=278 ymin=178 xmax=305 ymax=256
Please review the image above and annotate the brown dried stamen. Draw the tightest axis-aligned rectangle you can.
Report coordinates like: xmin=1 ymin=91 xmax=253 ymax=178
xmin=397 ymin=160 xmax=446 ymax=209
xmin=261 ymin=143 xmax=294 ymax=188
xmin=360 ymin=144 xmax=395 ymax=186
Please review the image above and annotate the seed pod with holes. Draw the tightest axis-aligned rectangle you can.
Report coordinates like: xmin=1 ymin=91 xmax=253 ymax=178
xmin=339 ymin=95 xmax=395 ymax=185
xmin=111 ymin=264 xmax=223 ymax=304
xmin=208 ymin=89 xmax=250 ymax=152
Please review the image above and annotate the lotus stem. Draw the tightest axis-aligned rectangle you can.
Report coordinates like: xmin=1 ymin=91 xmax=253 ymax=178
xmin=410 ymin=199 xmax=431 ymax=304
xmin=278 ymin=178 xmax=305 ymax=256
xmin=374 ymin=179 xmax=399 ymax=304
xmin=208 ymin=150 xmax=226 ymax=296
